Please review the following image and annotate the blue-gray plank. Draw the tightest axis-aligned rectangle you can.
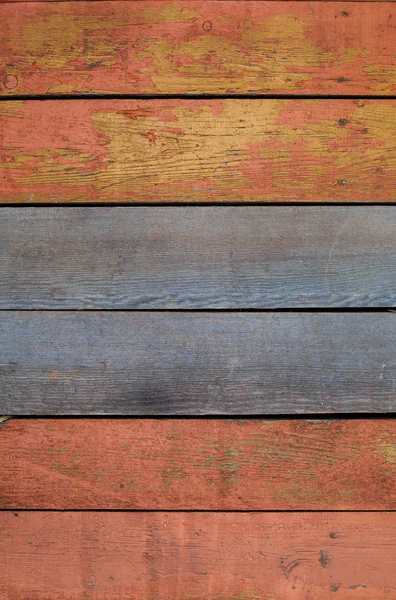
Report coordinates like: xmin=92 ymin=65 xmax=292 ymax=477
xmin=1 ymin=207 xmax=395 ymax=309
xmin=1 ymin=312 xmax=395 ymax=414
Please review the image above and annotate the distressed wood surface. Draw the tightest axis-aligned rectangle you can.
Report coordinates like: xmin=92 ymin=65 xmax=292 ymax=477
xmin=1 ymin=99 xmax=395 ymax=204
xmin=1 ymin=418 xmax=395 ymax=510
xmin=1 ymin=1 xmax=395 ymax=96
xmin=1 ymin=511 xmax=395 ymax=599
xmin=1 ymin=206 xmax=396 ymax=309
xmin=1 ymin=312 xmax=395 ymax=414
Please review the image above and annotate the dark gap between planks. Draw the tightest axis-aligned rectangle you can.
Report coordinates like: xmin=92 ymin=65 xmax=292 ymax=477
xmin=0 ymin=308 xmax=395 ymax=312
xmin=3 ymin=509 xmax=396 ymax=513
xmin=2 ymin=202 xmax=396 ymax=208
xmin=2 ymin=414 xmax=395 ymax=421
xmin=2 ymin=94 xmax=396 ymax=101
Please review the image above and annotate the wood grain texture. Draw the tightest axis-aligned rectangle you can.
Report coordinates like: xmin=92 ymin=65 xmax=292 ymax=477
xmin=1 ymin=1 xmax=395 ymax=96
xmin=2 ymin=206 xmax=396 ymax=309
xmin=1 ymin=99 xmax=395 ymax=204
xmin=1 ymin=511 xmax=395 ymax=599
xmin=1 ymin=312 xmax=395 ymax=414
xmin=1 ymin=418 xmax=395 ymax=510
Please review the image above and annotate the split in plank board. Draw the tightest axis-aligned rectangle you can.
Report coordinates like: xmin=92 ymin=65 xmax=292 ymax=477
xmin=1 ymin=418 xmax=394 ymax=510
xmin=1 ymin=312 xmax=395 ymax=414
xmin=2 ymin=206 xmax=396 ymax=309
xmin=1 ymin=511 xmax=395 ymax=599
xmin=1 ymin=1 xmax=395 ymax=96
xmin=1 ymin=100 xmax=395 ymax=204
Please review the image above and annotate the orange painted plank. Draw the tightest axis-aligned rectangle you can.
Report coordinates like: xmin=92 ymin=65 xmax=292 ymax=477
xmin=0 ymin=418 xmax=395 ymax=510
xmin=1 ymin=99 xmax=395 ymax=203
xmin=1 ymin=511 xmax=395 ymax=599
xmin=1 ymin=1 xmax=395 ymax=96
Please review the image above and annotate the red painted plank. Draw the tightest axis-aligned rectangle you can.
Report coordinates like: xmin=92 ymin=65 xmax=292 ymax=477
xmin=1 ymin=99 xmax=395 ymax=203
xmin=1 ymin=511 xmax=395 ymax=599
xmin=0 ymin=418 xmax=395 ymax=510
xmin=1 ymin=1 xmax=395 ymax=96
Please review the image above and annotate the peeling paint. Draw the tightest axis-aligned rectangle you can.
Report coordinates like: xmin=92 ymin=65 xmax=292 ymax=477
xmin=1 ymin=99 xmax=395 ymax=203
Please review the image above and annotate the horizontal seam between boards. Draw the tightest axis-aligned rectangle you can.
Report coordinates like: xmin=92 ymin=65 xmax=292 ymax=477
xmin=1 ymin=94 xmax=396 ymax=101
xmin=2 ymin=202 xmax=396 ymax=208
xmin=1 ymin=308 xmax=395 ymax=312
xmin=2 ymin=509 xmax=396 ymax=514
xmin=2 ymin=414 xmax=396 ymax=420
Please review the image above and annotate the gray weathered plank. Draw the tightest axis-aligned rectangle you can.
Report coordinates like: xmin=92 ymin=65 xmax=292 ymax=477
xmin=1 ymin=207 xmax=395 ymax=309
xmin=1 ymin=312 xmax=395 ymax=414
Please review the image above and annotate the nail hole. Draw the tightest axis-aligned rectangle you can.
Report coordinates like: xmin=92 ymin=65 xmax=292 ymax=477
xmin=202 ymin=21 xmax=212 ymax=32
xmin=3 ymin=74 xmax=18 ymax=90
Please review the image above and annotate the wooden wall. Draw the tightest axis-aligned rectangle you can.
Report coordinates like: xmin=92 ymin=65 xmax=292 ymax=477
xmin=0 ymin=0 xmax=395 ymax=598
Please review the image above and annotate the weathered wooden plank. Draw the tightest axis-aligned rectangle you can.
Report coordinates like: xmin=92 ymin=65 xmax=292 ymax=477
xmin=1 ymin=511 xmax=395 ymax=599
xmin=1 ymin=312 xmax=395 ymax=414
xmin=1 ymin=207 xmax=396 ymax=309
xmin=1 ymin=418 xmax=394 ymax=510
xmin=1 ymin=1 xmax=395 ymax=96
xmin=1 ymin=100 xmax=395 ymax=203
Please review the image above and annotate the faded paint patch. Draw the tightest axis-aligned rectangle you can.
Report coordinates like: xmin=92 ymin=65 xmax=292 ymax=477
xmin=377 ymin=441 xmax=396 ymax=464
